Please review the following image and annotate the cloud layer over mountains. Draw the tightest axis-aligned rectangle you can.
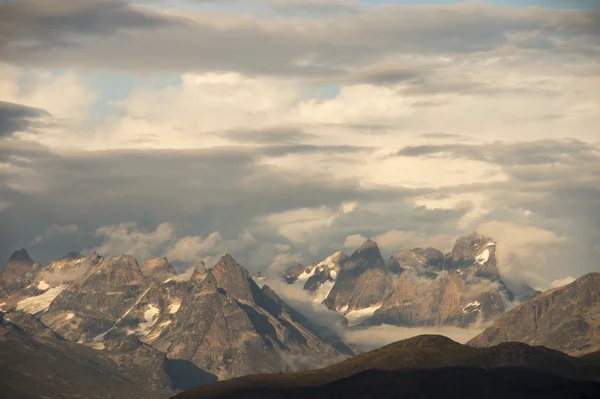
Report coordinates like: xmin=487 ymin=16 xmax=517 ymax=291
xmin=0 ymin=0 xmax=598 ymax=292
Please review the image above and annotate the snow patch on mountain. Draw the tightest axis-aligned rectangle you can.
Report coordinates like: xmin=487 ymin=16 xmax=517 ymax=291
xmin=168 ymin=302 xmax=181 ymax=314
xmin=463 ymin=301 xmax=482 ymax=313
xmin=37 ymin=281 xmax=50 ymax=291
xmin=137 ymin=305 xmax=159 ymax=336
xmin=16 ymin=285 xmax=67 ymax=315
xmin=295 ymin=267 xmax=317 ymax=283
xmin=475 ymin=249 xmax=490 ymax=265
xmin=316 ymin=251 xmax=343 ymax=269
xmin=313 ymin=281 xmax=335 ymax=303
xmin=65 ymin=313 xmax=74 ymax=320
xmin=345 ymin=305 xmax=382 ymax=326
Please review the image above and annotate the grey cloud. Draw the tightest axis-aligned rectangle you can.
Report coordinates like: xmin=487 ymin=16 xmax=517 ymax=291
xmin=0 ymin=101 xmax=50 ymax=138
xmin=0 ymin=1 xmax=597 ymax=78
xmin=396 ymin=139 xmax=597 ymax=166
xmin=262 ymin=0 xmax=359 ymax=16
xmin=0 ymin=140 xmax=424 ymax=264
xmin=0 ymin=0 xmax=173 ymax=53
xmin=396 ymin=139 xmax=600 ymax=283
xmin=342 ymin=62 xmax=423 ymax=86
xmin=219 ymin=126 xmax=317 ymax=145
xmin=262 ymin=144 xmax=376 ymax=157
xmin=421 ymin=132 xmax=465 ymax=140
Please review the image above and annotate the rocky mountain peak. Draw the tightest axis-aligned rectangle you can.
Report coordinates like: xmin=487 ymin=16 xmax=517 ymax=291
xmin=62 ymin=251 xmax=83 ymax=260
xmin=8 ymin=248 xmax=33 ymax=263
xmin=210 ymin=254 xmax=255 ymax=302
xmin=141 ymin=257 xmax=176 ymax=281
xmin=446 ymin=232 xmax=498 ymax=276
xmin=84 ymin=254 xmax=145 ymax=289
xmin=190 ymin=261 xmax=211 ymax=282
xmin=392 ymin=247 xmax=445 ymax=276
xmin=357 ymin=239 xmax=379 ymax=252
xmin=344 ymin=239 xmax=385 ymax=272
xmin=1 ymin=248 xmax=40 ymax=294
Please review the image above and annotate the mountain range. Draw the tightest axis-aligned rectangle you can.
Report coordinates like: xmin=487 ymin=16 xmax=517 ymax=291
xmin=0 ymin=249 xmax=356 ymax=397
xmin=285 ymin=232 xmax=540 ymax=328
xmin=2 ymin=233 xmax=600 ymax=398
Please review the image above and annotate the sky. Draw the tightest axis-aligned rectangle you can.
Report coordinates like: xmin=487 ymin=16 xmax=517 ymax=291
xmin=0 ymin=0 xmax=599 ymax=291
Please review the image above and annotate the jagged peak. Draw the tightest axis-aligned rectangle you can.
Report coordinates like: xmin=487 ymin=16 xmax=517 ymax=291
xmin=103 ymin=254 xmax=141 ymax=270
xmin=210 ymin=254 xmax=255 ymax=302
xmin=142 ymin=257 xmax=170 ymax=268
xmin=8 ymin=248 xmax=33 ymax=262
xmin=357 ymin=239 xmax=379 ymax=251
xmin=193 ymin=260 xmax=207 ymax=271
xmin=213 ymin=253 xmax=246 ymax=274
xmin=191 ymin=261 xmax=209 ymax=282
xmin=61 ymin=251 xmax=83 ymax=260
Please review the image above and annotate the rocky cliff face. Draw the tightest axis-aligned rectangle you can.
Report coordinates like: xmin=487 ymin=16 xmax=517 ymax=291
xmin=0 ymin=249 xmax=356 ymax=391
xmin=0 ymin=249 xmax=42 ymax=295
xmin=150 ymin=254 xmax=355 ymax=380
xmin=324 ymin=240 xmax=391 ymax=317
xmin=142 ymin=258 xmax=177 ymax=282
xmin=468 ymin=273 xmax=600 ymax=356
xmin=285 ymin=233 xmax=531 ymax=328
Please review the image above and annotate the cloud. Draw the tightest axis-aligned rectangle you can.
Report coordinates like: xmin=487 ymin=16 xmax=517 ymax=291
xmin=31 ymin=224 xmax=78 ymax=245
xmin=0 ymin=0 xmax=173 ymax=57
xmin=0 ymin=101 xmax=49 ymax=138
xmin=265 ymin=278 xmax=484 ymax=353
xmin=92 ymin=222 xmax=177 ymax=261
xmin=395 ymin=139 xmax=598 ymax=166
xmin=1 ymin=1 xmax=597 ymax=78
xmin=550 ymin=276 xmax=576 ymax=288
xmin=263 ymin=0 xmax=359 ymax=16
xmin=165 ymin=232 xmax=224 ymax=263
xmin=0 ymin=1 xmax=598 ymax=295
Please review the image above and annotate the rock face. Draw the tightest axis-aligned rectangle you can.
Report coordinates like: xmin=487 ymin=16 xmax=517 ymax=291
xmin=0 ymin=249 xmax=356 ymax=391
xmin=142 ymin=257 xmax=177 ymax=282
xmin=0 ymin=249 xmax=42 ymax=295
xmin=41 ymin=254 xmax=150 ymax=342
xmin=468 ymin=273 xmax=600 ymax=356
xmin=149 ymin=254 xmax=355 ymax=380
xmin=324 ymin=240 xmax=391 ymax=317
xmin=444 ymin=232 xmax=502 ymax=282
xmin=285 ymin=233 xmax=533 ymax=328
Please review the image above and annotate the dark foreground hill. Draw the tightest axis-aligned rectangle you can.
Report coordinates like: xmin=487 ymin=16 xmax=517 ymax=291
xmin=172 ymin=335 xmax=600 ymax=399
xmin=0 ymin=319 xmax=173 ymax=399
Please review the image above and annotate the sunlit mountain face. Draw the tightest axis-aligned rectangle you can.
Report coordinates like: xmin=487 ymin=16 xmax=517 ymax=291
xmin=0 ymin=0 xmax=599 ymax=398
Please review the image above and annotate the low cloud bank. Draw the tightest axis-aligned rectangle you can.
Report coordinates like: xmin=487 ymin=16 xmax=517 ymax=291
xmin=265 ymin=278 xmax=485 ymax=353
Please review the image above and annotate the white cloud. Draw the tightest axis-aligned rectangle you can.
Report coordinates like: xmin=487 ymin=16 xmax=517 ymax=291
xmin=343 ymin=233 xmax=367 ymax=249
xmin=550 ymin=276 xmax=576 ymax=289
xmin=92 ymin=222 xmax=176 ymax=261
xmin=89 ymin=222 xmax=298 ymax=272
xmin=476 ymin=221 xmax=571 ymax=288
xmin=166 ymin=232 xmax=224 ymax=263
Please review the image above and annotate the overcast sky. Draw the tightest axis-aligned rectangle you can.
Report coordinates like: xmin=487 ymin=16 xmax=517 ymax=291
xmin=0 ymin=0 xmax=599 ymax=290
